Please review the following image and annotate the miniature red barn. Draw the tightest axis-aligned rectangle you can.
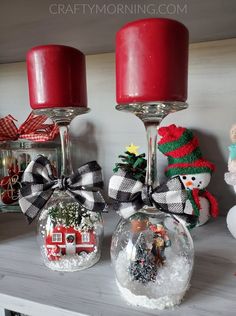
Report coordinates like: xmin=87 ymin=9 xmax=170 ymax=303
xmin=45 ymin=225 xmax=96 ymax=260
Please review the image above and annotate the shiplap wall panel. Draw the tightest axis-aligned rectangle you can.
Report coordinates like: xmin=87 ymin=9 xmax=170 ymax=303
xmin=0 ymin=38 xmax=236 ymax=214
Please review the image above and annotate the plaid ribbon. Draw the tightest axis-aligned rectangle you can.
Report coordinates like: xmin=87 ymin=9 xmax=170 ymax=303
xmin=0 ymin=112 xmax=58 ymax=142
xmin=19 ymin=155 xmax=107 ymax=223
xmin=109 ymin=169 xmax=193 ymax=219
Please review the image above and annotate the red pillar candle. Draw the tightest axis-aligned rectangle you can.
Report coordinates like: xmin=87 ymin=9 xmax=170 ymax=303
xmin=116 ymin=18 xmax=189 ymax=104
xmin=27 ymin=45 xmax=87 ymax=109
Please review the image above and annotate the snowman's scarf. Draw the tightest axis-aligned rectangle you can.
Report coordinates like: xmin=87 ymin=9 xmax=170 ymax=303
xmin=187 ymin=188 xmax=218 ymax=218
xmin=200 ymin=190 xmax=219 ymax=217
xmin=187 ymin=189 xmax=200 ymax=216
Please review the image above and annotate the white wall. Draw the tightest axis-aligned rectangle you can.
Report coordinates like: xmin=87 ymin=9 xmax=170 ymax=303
xmin=0 ymin=38 xmax=236 ymax=214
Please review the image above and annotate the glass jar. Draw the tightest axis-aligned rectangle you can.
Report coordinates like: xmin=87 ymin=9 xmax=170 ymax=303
xmin=111 ymin=210 xmax=194 ymax=309
xmin=0 ymin=140 xmax=60 ymax=211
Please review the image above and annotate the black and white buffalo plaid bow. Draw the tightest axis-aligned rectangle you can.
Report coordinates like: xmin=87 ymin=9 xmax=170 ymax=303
xmin=19 ymin=155 xmax=107 ymax=223
xmin=109 ymin=169 xmax=190 ymax=219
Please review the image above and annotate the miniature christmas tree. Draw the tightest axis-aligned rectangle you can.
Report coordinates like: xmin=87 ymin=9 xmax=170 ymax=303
xmin=129 ymin=233 xmax=157 ymax=284
xmin=48 ymin=202 xmax=82 ymax=228
xmin=48 ymin=202 xmax=99 ymax=231
xmin=113 ymin=144 xmax=147 ymax=182
xmin=80 ymin=211 xmax=100 ymax=231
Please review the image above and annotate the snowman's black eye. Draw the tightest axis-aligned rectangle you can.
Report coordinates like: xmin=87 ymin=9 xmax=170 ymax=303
xmin=191 ymin=177 xmax=196 ymax=181
xmin=182 ymin=176 xmax=187 ymax=180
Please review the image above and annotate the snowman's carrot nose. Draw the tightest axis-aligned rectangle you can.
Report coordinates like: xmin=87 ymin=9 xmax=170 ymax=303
xmin=186 ymin=181 xmax=193 ymax=187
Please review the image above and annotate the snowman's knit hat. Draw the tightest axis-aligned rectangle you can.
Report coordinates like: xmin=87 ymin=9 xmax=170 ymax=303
xmin=158 ymin=124 xmax=215 ymax=178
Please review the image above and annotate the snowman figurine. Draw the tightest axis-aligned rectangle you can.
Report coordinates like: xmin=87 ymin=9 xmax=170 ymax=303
xmin=154 ymin=124 xmax=219 ymax=227
xmin=224 ymin=124 xmax=236 ymax=238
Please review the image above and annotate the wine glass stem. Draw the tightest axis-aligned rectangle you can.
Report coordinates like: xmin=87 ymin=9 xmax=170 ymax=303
xmin=144 ymin=122 xmax=160 ymax=188
xmin=58 ymin=124 xmax=73 ymax=177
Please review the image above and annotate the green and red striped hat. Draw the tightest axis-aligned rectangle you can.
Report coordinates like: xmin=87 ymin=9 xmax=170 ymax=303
xmin=158 ymin=124 xmax=215 ymax=178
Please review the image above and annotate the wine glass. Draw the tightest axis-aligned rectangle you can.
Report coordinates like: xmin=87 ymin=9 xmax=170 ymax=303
xmin=110 ymin=19 xmax=194 ymax=309
xmin=26 ymin=45 xmax=104 ymax=271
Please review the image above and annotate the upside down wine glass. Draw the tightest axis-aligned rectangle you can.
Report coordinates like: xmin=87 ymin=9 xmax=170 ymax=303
xmin=26 ymin=45 xmax=103 ymax=271
xmin=110 ymin=19 xmax=194 ymax=309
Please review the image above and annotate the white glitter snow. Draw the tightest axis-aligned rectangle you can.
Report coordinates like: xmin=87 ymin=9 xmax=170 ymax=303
xmin=41 ymin=247 xmax=100 ymax=272
xmin=115 ymin=248 xmax=192 ymax=310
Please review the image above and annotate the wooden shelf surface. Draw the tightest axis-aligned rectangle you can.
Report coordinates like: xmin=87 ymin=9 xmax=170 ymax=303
xmin=0 ymin=213 xmax=235 ymax=316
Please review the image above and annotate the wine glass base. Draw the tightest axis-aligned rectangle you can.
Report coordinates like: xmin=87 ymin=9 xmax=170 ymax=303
xmin=116 ymin=101 xmax=188 ymax=123
xmin=33 ymin=107 xmax=90 ymax=124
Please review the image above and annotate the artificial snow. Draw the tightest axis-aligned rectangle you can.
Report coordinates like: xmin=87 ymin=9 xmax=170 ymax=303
xmin=41 ymin=247 xmax=100 ymax=272
xmin=115 ymin=248 xmax=192 ymax=310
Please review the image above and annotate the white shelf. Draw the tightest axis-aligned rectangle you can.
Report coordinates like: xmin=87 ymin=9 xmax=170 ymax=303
xmin=0 ymin=0 xmax=236 ymax=63
xmin=0 ymin=213 xmax=235 ymax=315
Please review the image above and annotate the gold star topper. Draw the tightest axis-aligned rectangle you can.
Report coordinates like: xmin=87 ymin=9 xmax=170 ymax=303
xmin=126 ymin=143 xmax=139 ymax=155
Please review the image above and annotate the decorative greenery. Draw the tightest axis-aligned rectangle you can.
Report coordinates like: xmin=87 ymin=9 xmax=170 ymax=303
xmin=48 ymin=202 xmax=99 ymax=230
xmin=48 ymin=202 xmax=82 ymax=228
xmin=131 ymin=212 xmax=149 ymax=222
xmin=113 ymin=151 xmax=147 ymax=182
xmin=80 ymin=211 xmax=100 ymax=231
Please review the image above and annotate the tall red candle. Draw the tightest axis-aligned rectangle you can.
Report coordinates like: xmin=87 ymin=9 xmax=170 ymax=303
xmin=27 ymin=45 xmax=87 ymax=109
xmin=116 ymin=18 xmax=189 ymax=104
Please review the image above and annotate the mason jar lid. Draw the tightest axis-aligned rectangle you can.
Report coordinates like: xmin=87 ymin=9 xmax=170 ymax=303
xmin=0 ymin=140 xmax=60 ymax=150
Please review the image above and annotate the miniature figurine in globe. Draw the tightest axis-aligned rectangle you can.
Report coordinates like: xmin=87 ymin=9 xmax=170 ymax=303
xmin=157 ymin=124 xmax=219 ymax=227
xmin=19 ymin=45 xmax=106 ymax=271
xmin=224 ymin=124 xmax=236 ymax=239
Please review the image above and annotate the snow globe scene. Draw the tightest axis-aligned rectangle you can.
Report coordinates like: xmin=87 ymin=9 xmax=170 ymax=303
xmin=38 ymin=191 xmax=103 ymax=272
xmin=111 ymin=210 xmax=194 ymax=309
xmin=109 ymin=142 xmax=194 ymax=309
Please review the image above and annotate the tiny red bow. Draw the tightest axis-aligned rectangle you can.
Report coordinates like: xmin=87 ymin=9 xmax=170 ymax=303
xmin=0 ymin=112 xmax=58 ymax=142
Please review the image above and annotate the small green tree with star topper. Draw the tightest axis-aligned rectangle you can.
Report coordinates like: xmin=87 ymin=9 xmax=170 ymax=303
xmin=113 ymin=144 xmax=147 ymax=182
